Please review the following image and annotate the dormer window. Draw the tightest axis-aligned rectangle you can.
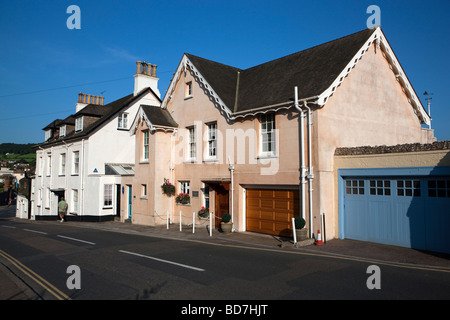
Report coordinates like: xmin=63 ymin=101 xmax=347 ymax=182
xmin=45 ymin=129 xmax=52 ymax=141
xmin=118 ymin=112 xmax=128 ymax=129
xmin=60 ymin=125 xmax=66 ymax=137
xmin=185 ymin=82 xmax=192 ymax=99
xmin=75 ymin=117 xmax=83 ymax=132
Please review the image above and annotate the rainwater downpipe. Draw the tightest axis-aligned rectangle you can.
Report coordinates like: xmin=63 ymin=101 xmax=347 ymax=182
xmin=302 ymin=102 xmax=314 ymax=238
xmin=228 ymin=156 xmax=235 ymax=231
xmin=170 ymin=130 xmax=177 ymax=224
xmin=294 ymin=87 xmax=306 ymax=221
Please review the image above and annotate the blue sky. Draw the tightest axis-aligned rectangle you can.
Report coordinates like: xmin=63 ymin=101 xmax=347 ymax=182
xmin=0 ymin=0 xmax=449 ymax=144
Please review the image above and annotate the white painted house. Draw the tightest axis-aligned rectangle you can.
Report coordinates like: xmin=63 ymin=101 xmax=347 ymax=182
xmin=31 ymin=61 xmax=162 ymax=221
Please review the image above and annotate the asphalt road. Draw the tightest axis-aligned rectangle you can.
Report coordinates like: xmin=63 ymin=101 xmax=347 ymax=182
xmin=1 ymin=205 xmax=450 ymax=305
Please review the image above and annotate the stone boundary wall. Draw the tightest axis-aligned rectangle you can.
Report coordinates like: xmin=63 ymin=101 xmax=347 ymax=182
xmin=335 ymin=141 xmax=450 ymax=156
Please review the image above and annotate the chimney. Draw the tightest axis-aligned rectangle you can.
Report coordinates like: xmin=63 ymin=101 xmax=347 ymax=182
xmin=75 ymin=92 xmax=105 ymax=112
xmin=134 ymin=60 xmax=160 ymax=98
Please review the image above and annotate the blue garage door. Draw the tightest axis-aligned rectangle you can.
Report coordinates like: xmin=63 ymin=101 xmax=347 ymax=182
xmin=342 ymin=175 xmax=450 ymax=254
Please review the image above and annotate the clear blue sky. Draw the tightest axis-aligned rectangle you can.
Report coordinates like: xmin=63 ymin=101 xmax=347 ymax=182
xmin=0 ymin=0 xmax=448 ymax=144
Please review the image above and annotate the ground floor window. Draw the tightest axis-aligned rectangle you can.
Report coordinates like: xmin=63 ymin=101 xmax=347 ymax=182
xmin=72 ymin=189 xmax=78 ymax=213
xmin=104 ymin=184 xmax=113 ymax=207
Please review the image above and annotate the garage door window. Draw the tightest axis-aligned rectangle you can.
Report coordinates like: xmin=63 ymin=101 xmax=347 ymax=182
xmin=428 ymin=180 xmax=450 ymax=198
xmin=397 ymin=180 xmax=421 ymax=197
xmin=346 ymin=180 xmax=364 ymax=195
xmin=369 ymin=180 xmax=390 ymax=196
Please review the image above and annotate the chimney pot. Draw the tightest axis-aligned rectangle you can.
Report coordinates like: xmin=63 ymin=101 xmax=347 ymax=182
xmin=78 ymin=92 xmax=83 ymax=103
xmin=136 ymin=61 xmax=142 ymax=74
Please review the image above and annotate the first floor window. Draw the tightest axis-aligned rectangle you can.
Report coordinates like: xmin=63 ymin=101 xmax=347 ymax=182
xmin=143 ymin=130 xmax=149 ymax=161
xmin=188 ymin=127 xmax=196 ymax=160
xmin=260 ymin=113 xmax=275 ymax=154
xmin=72 ymin=189 xmax=78 ymax=213
xmin=73 ymin=151 xmax=80 ymax=175
xmin=104 ymin=184 xmax=113 ymax=207
xmin=60 ymin=153 xmax=66 ymax=175
xmin=207 ymin=123 xmax=217 ymax=158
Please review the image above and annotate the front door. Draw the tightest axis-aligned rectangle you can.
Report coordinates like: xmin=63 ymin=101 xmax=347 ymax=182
xmin=214 ymin=184 xmax=230 ymax=229
xmin=127 ymin=185 xmax=132 ymax=220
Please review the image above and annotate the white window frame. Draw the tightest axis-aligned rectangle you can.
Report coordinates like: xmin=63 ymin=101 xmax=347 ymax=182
xmin=118 ymin=112 xmax=128 ymax=129
xmin=73 ymin=151 xmax=80 ymax=175
xmin=75 ymin=117 xmax=83 ymax=132
xmin=38 ymin=156 xmax=43 ymax=176
xmin=207 ymin=122 xmax=217 ymax=159
xmin=46 ymin=188 xmax=51 ymax=208
xmin=46 ymin=155 xmax=52 ymax=176
xmin=104 ymin=184 xmax=113 ymax=208
xmin=72 ymin=189 xmax=78 ymax=213
xmin=185 ymin=82 xmax=192 ymax=98
xmin=60 ymin=153 xmax=66 ymax=176
xmin=60 ymin=125 xmax=66 ymax=137
xmin=188 ymin=127 xmax=196 ymax=161
xmin=180 ymin=181 xmax=190 ymax=195
xmin=260 ymin=113 xmax=276 ymax=156
xmin=141 ymin=184 xmax=147 ymax=199
xmin=45 ymin=129 xmax=52 ymax=141
xmin=142 ymin=130 xmax=149 ymax=161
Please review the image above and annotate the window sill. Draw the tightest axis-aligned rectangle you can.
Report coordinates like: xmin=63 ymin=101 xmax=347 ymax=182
xmin=257 ymin=154 xmax=278 ymax=160
xmin=184 ymin=96 xmax=193 ymax=100
xmin=184 ymin=159 xmax=197 ymax=164
xmin=139 ymin=160 xmax=149 ymax=164
xmin=140 ymin=196 xmax=147 ymax=200
xmin=176 ymin=203 xmax=191 ymax=206
xmin=203 ymin=158 xmax=218 ymax=163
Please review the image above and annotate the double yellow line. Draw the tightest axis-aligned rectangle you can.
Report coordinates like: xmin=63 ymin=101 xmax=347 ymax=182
xmin=0 ymin=249 xmax=71 ymax=300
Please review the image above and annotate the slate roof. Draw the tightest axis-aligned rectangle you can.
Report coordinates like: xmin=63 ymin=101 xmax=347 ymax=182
xmin=38 ymin=87 xmax=160 ymax=147
xmin=140 ymin=105 xmax=178 ymax=128
xmin=185 ymin=28 xmax=376 ymax=114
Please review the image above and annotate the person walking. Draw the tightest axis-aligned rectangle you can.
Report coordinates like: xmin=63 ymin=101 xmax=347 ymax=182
xmin=58 ymin=196 xmax=68 ymax=222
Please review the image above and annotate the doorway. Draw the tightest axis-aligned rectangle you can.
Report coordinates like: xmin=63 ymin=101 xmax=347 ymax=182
xmin=210 ymin=183 xmax=229 ymax=229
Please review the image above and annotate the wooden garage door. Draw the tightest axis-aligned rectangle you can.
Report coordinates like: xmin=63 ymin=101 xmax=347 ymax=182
xmin=246 ymin=189 xmax=299 ymax=236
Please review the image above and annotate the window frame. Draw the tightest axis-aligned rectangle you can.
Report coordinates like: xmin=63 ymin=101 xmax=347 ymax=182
xmin=75 ymin=117 xmax=83 ymax=132
xmin=207 ymin=122 xmax=217 ymax=159
xmin=118 ymin=112 xmax=128 ymax=129
xmin=259 ymin=113 xmax=276 ymax=156
xmin=72 ymin=151 xmax=80 ymax=175
xmin=188 ymin=127 xmax=196 ymax=161
xmin=103 ymin=184 xmax=113 ymax=208
xmin=142 ymin=130 xmax=149 ymax=161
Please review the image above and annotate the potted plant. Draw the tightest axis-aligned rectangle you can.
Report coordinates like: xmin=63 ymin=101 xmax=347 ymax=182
xmin=198 ymin=207 xmax=209 ymax=219
xmin=175 ymin=193 xmax=190 ymax=204
xmin=220 ymin=213 xmax=233 ymax=233
xmin=161 ymin=179 xmax=176 ymax=195
xmin=294 ymin=217 xmax=308 ymax=241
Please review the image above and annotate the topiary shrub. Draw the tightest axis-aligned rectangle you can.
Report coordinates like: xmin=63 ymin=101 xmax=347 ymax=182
xmin=295 ymin=217 xmax=306 ymax=229
xmin=222 ymin=213 xmax=231 ymax=223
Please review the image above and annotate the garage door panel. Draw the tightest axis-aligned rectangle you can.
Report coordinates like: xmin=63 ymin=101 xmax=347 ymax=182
xmin=246 ymin=188 xmax=299 ymax=236
xmin=343 ymin=175 xmax=450 ymax=254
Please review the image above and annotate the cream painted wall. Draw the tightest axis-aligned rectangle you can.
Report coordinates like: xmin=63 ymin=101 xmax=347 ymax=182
xmin=315 ymin=42 xmax=434 ymax=240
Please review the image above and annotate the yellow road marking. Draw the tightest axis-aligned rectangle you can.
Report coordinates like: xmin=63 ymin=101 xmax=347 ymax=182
xmin=0 ymin=249 xmax=71 ymax=300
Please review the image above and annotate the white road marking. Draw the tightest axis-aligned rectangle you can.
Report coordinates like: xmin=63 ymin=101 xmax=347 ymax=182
xmin=119 ymin=250 xmax=205 ymax=272
xmin=23 ymin=228 xmax=47 ymax=235
xmin=1 ymin=225 xmax=16 ymax=229
xmin=57 ymin=235 xmax=96 ymax=245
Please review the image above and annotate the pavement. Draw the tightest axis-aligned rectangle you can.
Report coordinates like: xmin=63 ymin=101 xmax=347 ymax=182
xmin=1 ymin=208 xmax=450 ymax=300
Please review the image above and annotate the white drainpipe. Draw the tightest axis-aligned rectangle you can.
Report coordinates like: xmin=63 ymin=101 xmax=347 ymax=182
xmin=294 ymin=87 xmax=306 ymax=221
xmin=302 ymin=102 xmax=314 ymax=238
xmin=228 ymin=156 xmax=235 ymax=231
xmin=170 ymin=130 xmax=177 ymax=223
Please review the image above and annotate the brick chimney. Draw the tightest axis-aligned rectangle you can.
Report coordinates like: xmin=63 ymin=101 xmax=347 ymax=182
xmin=76 ymin=92 xmax=105 ymax=112
xmin=134 ymin=61 xmax=160 ymax=98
